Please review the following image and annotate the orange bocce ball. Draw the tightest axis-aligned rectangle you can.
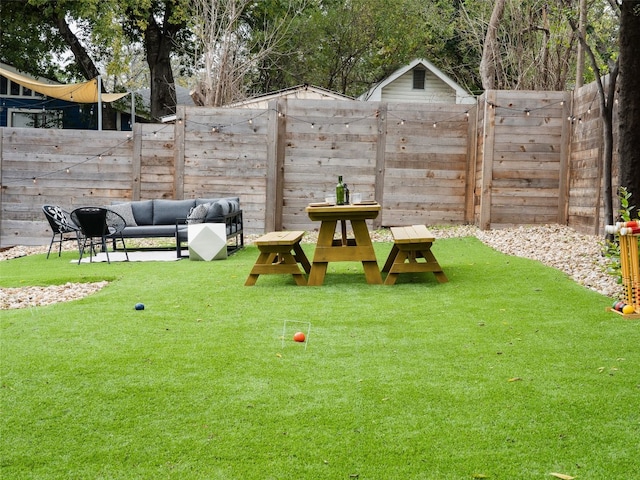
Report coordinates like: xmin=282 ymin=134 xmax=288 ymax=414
xmin=293 ymin=332 xmax=306 ymax=342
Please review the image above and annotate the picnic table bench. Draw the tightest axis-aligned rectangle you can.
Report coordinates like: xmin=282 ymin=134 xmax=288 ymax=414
xmin=245 ymin=231 xmax=311 ymax=286
xmin=382 ymin=225 xmax=448 ymax=285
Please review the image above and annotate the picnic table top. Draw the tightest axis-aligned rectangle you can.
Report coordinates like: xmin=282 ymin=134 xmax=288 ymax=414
xmin=305 ymin=202 xmax=381 ymax=221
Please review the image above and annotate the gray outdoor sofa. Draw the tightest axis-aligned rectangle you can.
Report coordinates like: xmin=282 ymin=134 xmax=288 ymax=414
xmin=108 ymin=197 xmax=243 ymax=257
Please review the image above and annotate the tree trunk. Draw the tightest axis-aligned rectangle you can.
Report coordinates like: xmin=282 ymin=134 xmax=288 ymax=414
xmin=603 ymin=65 xmax=618 ymax=228
xmin=480 ymin=0 xmax=506 ymax=89
xmin=575 ymin=0 xmax=587 ymax=88
xmin=144 ymin=14 xmax=178 ymax=121
xmin=618 ymin=1 xmax=640 ymax=204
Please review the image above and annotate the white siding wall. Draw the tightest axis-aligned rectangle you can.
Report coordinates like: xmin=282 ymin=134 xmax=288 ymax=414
xmin=381 ymin=70 xmax=456 ymax=103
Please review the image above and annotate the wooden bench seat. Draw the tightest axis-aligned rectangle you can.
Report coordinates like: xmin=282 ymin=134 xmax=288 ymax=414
xmin=245 ymin=231 xmax=311 ymax=286
xmin=382 ymin=225 xmax=448 ymax=285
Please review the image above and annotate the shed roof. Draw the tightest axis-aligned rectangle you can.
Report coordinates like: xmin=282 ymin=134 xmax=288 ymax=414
xmin=359 ymin=58 xmax=475 ymax=104
xmin=225 ymin=84 xmax=354 ymax=109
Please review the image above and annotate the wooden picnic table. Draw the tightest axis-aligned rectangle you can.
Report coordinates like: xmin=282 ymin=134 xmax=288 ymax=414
xmin=305 ymin=202 xmax=383 ymax=285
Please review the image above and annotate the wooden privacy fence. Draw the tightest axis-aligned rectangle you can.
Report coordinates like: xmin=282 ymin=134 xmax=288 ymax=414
xmin=0 ymin=86 xmax=613 ymax=247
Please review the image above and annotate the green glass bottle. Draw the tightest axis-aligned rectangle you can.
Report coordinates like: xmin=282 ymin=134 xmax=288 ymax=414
xmin=336 ymin=176 xmax=345 ymax=205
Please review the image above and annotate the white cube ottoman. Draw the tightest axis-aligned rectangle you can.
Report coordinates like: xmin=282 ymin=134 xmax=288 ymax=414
xmin=188 ymin=223 xmax=227 ymax=261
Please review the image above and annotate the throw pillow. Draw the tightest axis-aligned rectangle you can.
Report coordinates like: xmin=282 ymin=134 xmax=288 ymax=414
xmin=205 ymin=201 xmax=224 ymax=221
xmin=50 ymin=206 xmax=70 ymax=228
xmin=108 ymin=203 xmax=137 ymax=226
xmin=187 ymin=203 xmax=209 ymax=224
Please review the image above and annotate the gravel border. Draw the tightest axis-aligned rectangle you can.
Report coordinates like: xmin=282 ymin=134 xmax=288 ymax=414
xmin=0 ymin=224 xmax=620 ymax=310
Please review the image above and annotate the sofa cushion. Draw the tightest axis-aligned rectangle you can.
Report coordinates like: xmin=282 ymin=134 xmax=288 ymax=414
xmin=153 ymin=199 xmax=195 ymax=225
xmin=196 ymin=198 xmax=222 ymax=206
xmin=130 ymin=200 xmax=154 ymax=226
xmin=206 ymin=199 xmax=229 ymax=221
xmin=197 ymin=197 xmax=240 ymax=221
xmin=187 ymin=203 xmax=209 ymax=224
xmin=108 ymin=202 xmax=137 ymax=226
xmin=227 ymin=198 xmax=240 ymax=213
xmin=122 ymin=225 xmax=177 ymax=237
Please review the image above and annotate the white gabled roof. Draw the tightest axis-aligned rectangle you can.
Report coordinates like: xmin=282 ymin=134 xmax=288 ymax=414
xmin=359 ymin=58 xmax=475 ymax=104
xmin=225 ymin=84 xmax=354 ymax=108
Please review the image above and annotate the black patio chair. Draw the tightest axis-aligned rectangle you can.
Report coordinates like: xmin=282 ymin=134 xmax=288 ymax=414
xmin=70 ymin=207 xmax=129 ymax=264
xmin=42 ymin=205 xmax=83 ymax=259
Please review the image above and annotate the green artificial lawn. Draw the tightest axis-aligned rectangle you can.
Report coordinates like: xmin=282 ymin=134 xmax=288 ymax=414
xmin=1 ymin=237 xmax=639 ymax=479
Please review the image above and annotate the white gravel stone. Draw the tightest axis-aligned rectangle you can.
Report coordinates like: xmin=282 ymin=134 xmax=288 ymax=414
xmin=0 ymin=224 xmax=621 ymax=309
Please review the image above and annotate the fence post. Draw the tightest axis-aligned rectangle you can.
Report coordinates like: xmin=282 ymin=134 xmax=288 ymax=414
xmin=266 ymin=99 xmax=286 ymax=232
xmin=479 ymin=90 xmax=496 ymax=230
xmin=132 ymin=123 xmax=142 ymax=201
xmin=558 ymin=91 xmax=572 ymax=226
xmin=374 ymin=102 xmax=387 ymax=229
xmin=174 ymin=105 xmax=186 ymax=200
xmin=465 ymin=105 xmax=479 ymax=224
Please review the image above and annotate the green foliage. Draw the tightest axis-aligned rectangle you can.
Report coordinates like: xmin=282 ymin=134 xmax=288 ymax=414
xmin=617 ymin=185 xmax=635 ymax=222
xmin=601 ymin=186 xmax=638 ymax=285
xmin=0 ymin=1 xmax=68 ymax=78
xmin=1 ymin=239 xmax=638 ymax=479
xmin=0 ymin=0 xmax=622 ymax=113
